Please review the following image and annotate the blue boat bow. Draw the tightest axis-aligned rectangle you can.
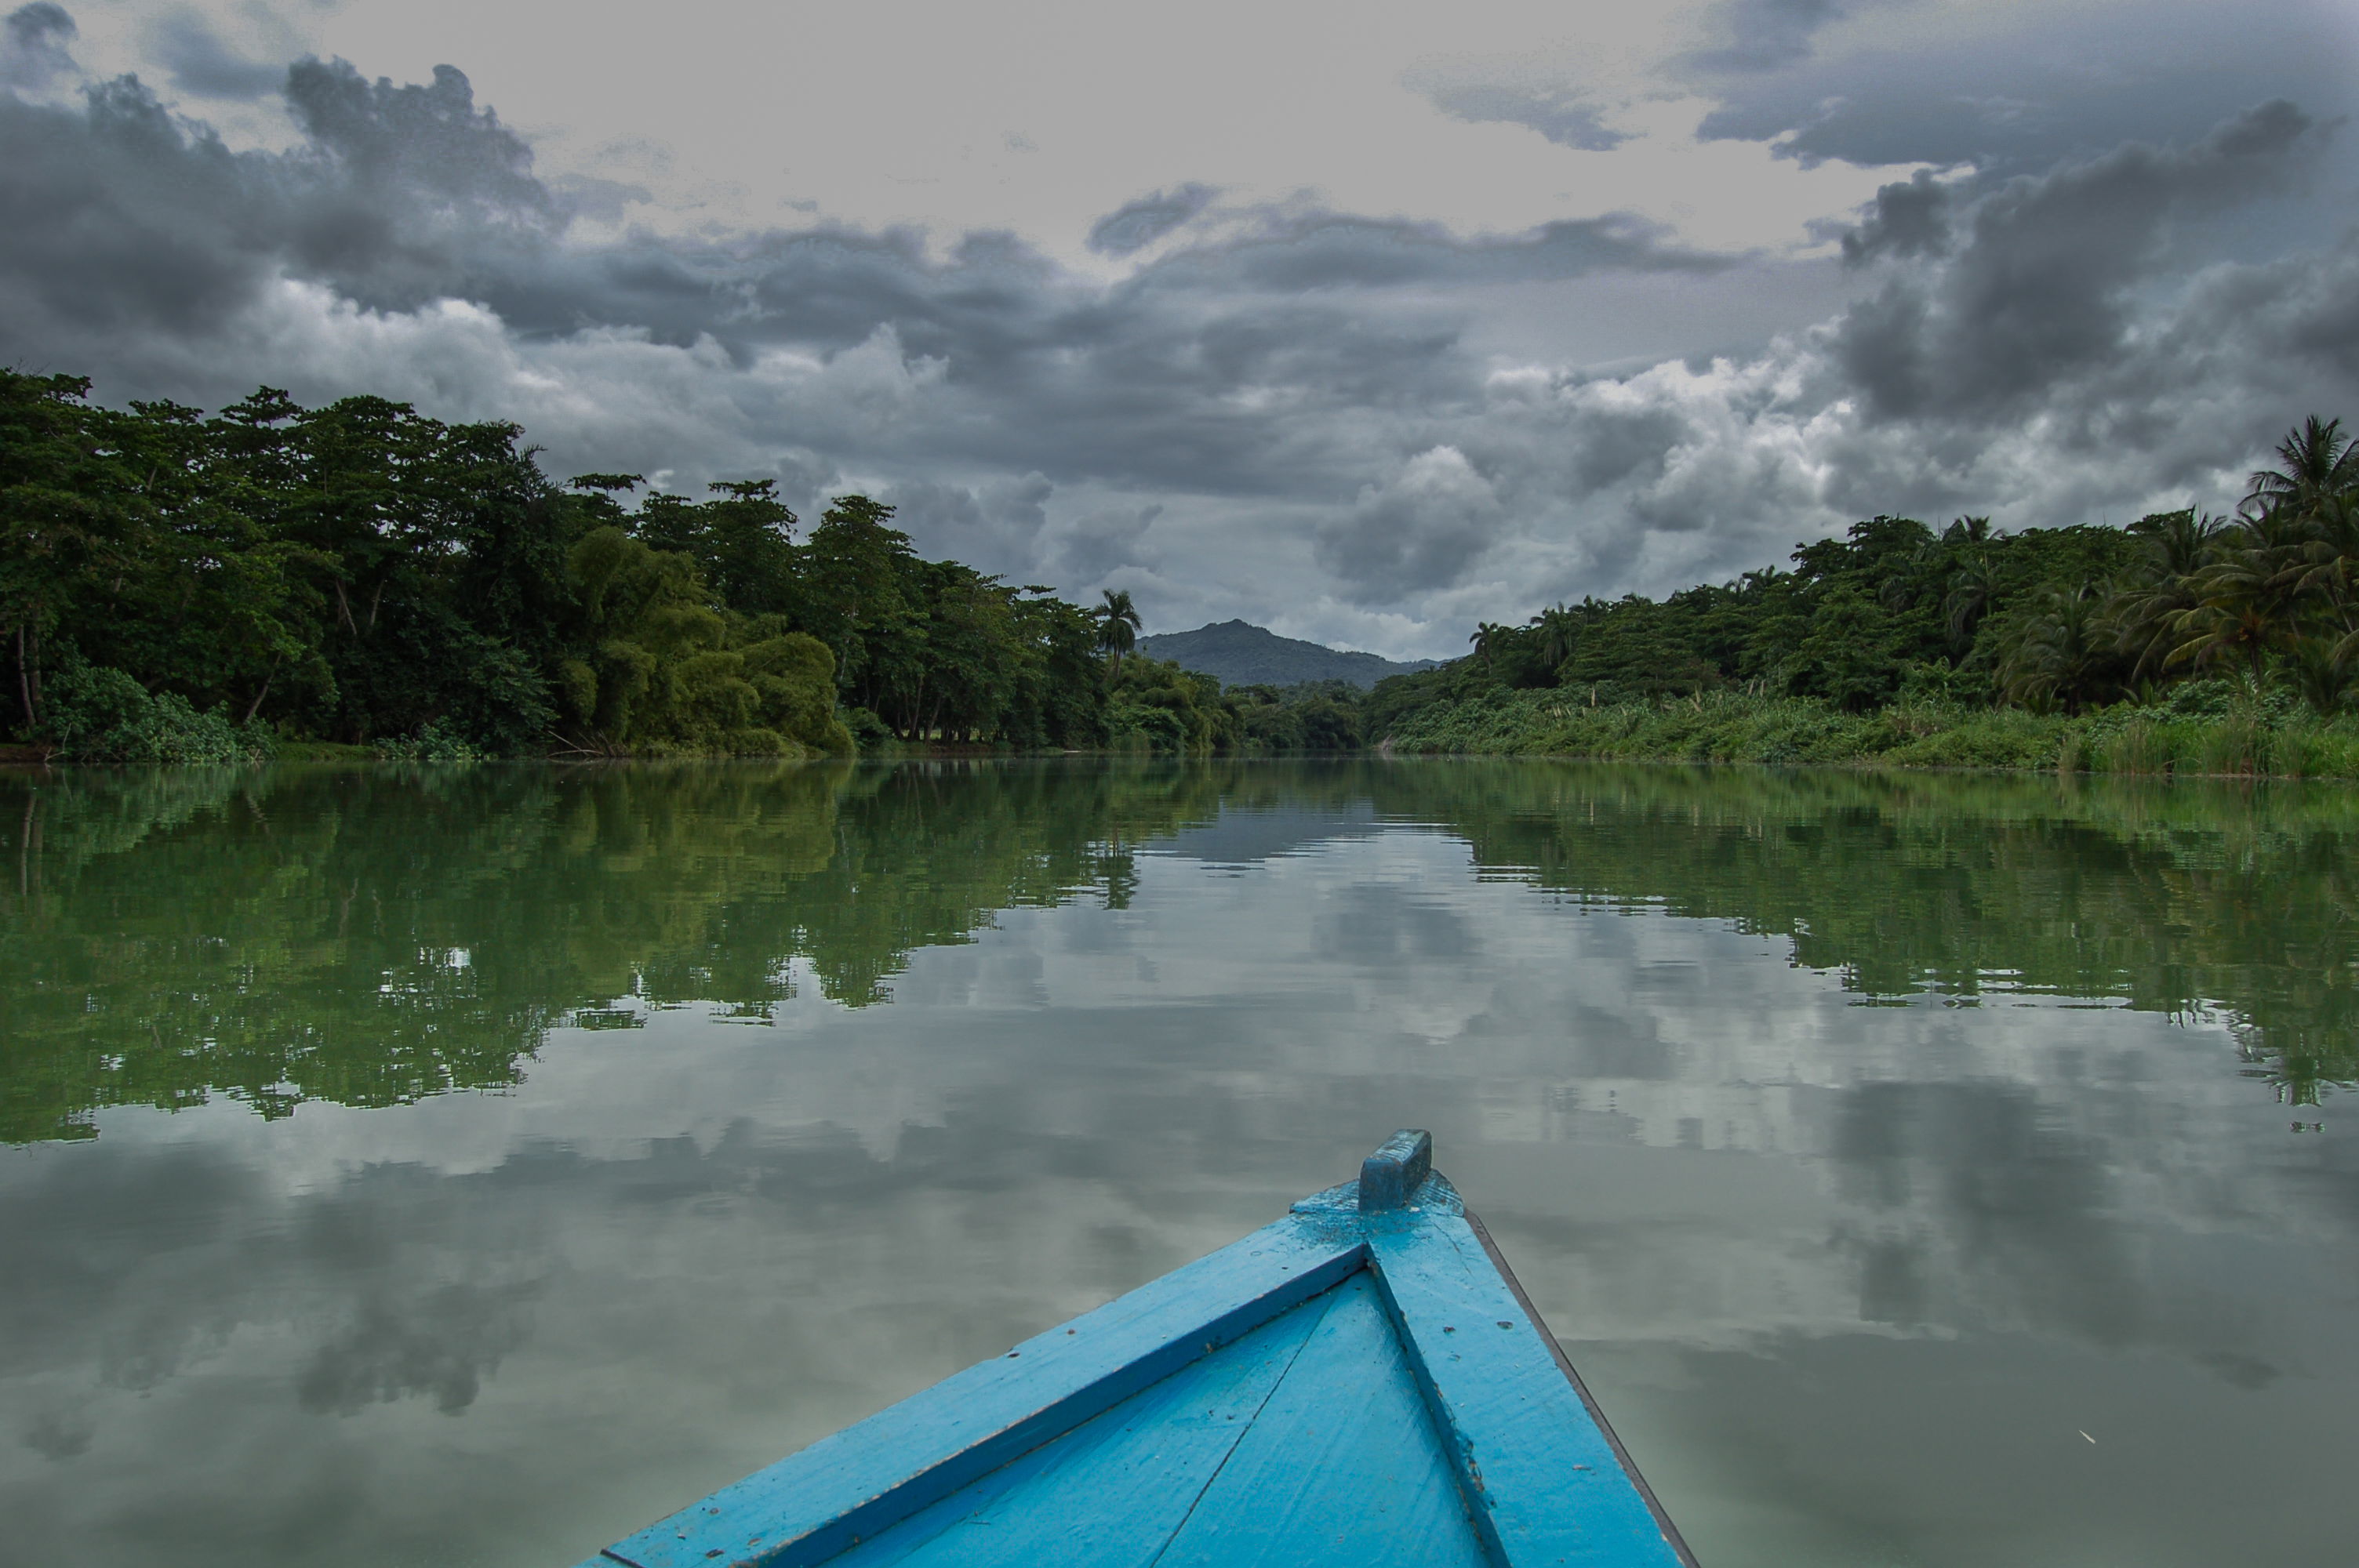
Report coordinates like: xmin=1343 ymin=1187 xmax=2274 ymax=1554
xmin=576 ymin=1131 xmax=1695 ymax=1567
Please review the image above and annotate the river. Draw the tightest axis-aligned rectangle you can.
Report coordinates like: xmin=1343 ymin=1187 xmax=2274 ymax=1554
xmin=2 ymin=759 xmax=2354 ymax=1566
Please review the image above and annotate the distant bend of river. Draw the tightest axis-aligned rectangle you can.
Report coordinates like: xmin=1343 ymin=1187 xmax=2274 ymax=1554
xmin=2 ymin=758 xmax=2354 ymax=1568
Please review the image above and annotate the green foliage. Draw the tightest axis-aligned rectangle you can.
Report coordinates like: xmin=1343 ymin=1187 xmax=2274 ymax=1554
xmin=841 ymin=706 xmax=900 ymax=753
xmin=555 ymin=525 xmax=846 ymax=756
xmin=42 ymin=661 xmax=271 ymax=764
xmin=1096 ymin=588 xmax=1142 ymax=664
xmin=1227 ymin=681 xmax=1365 ymax=753
xmin=1379 ymin=682 xmax=2359 ymax=779
xmin=1369 ymin=415 xmax=2359 ymax=765
xmin=2 ymin=369 xmax=1132 ymax=759
xmin=378 ymin=720 xmax=487 ymax=762
xmin=1106 ymin=655 xmax=1239 ymax=754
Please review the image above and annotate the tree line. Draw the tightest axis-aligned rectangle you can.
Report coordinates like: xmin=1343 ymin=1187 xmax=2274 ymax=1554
xmin=14 ymin=365 xmax=2345 ymax=762
xmin=1367 ymin=416 xmax=2359 ymax=737
xmin=0 ymin=371 xmax=1365 ymax=760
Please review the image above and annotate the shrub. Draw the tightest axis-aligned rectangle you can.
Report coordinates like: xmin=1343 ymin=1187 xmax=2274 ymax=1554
xmin=43 ymin=663 xmax=271 ymax=764
xmin=379 ymin=720 xmax=486 ymax=762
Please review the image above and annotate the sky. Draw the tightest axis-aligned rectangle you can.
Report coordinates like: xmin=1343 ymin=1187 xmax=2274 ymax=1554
xmin=2 ymin=0 xmax=2357 ymax=656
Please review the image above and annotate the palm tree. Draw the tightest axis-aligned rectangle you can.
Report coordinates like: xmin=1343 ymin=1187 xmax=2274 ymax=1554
xmin=2282 ymin=633 xmax=2355 ymax=715
xmin=1941 ymin=548 xmax=2001 ymax=652
xmin=2164 ymin=514 xmax=2308 ymax=685
xmin=2245 ymin=416 xmax=2359 ymax=524
xmin=2103 ymin=510 xmax=2228 ymax=680
xmin=1528 ymin=605 xmax=1579 ymax=671
xmin=1096 ymin=589 xmax=1141 ymax=669
xmin=2000 ymin=582 xmax=2117 ymax=713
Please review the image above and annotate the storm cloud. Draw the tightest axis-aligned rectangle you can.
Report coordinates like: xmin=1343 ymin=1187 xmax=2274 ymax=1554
xmin=1830 ymin=100 xmax=2326 ymax=419
xmin=0 ymin=2 xmax=75 ymax=89
xmin=2 ymin=2 xmax=2356 ymax=654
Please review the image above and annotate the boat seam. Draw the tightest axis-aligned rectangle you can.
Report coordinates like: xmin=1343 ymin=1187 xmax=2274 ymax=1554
xmin=1140 ymin=1277 xmax=1352 ymax=1567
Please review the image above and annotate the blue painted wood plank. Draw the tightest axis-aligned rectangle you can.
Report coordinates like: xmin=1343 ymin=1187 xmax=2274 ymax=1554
xmin=829 ymin=1285 xmax=1344 ymax=1567
xmin=1153 ymin=1272 xmax=1492 ymax=1568
xmin=1369 ymin=1213 xmax=1687 ymax=1567
xmin=591 ymin=1218 xmax=1367 ymax=1568
xmin=1463 ymin=1212 xmax=1696 ymax=1568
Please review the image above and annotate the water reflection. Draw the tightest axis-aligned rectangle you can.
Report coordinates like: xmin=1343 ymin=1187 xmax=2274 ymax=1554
xmin=0 ymin=760 xmax=2355 ymax=1567
xmin=5 ymin=760 xmax=2356 ymax=1142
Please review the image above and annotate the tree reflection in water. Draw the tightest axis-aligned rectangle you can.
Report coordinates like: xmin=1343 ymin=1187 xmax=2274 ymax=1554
xmin=4 ymin=759 xmax=2352 ymax=1145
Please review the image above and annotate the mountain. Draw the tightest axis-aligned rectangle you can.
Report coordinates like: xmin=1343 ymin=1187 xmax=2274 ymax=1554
xmin=1134 ymin=620 xmax=1442 ymax=690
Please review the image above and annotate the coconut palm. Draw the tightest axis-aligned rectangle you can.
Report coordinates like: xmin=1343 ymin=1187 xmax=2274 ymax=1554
xmin=1528 ymin=604 xmax=1580 ymax=671
xmin=2282 ymin=633 xmax=2355 ymax=715
xmin=2164 ymin=514 xmax=2309 ymax=685
xmin=1941 ymin=548 xmax=2001 ymax=652
xmin=2263 ymin=488 xmax=2359 ymax=650
xmin=2103 ymin=510 xmax=2229 ymax=680
xmin=2245 ymin=416 xmax=2359 ymax=524
xmin=2000 ymin=581 xmax=2119 ymax=713
xmin=1096 ymin=588 xmax=1142 ymax=669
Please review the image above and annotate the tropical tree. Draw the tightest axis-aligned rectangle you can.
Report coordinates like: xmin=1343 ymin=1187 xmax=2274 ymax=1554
xmin=2244 ymin=416 xmax=2359 ymax=524
xmin=2162 ymin=509 xmax=2311 ymax=686
xmin=1528 ymin=604 xmax=1580 ymax=671
xmin=1096 ymin=588 xmax=1141 ymax=669
xmin=2103 ymin=510 xmax=2228 ymax=681
xmin=1998 ymin=582 xmax=2121 ymax=712
xmin=1936 ymin=519 xmax=2000 ymax=652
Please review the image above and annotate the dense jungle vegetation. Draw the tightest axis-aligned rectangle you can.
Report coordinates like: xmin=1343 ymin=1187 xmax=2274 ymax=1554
xmin=1367 ymin=417 xmax=2359 ymax=775
xmin=0 ymin=371 xmax=1355 ymax=761
xmin=5 ymin=365 xmax=2355 ymax=772
xmin=5 ymin=760 xmax=2351 ymax=1143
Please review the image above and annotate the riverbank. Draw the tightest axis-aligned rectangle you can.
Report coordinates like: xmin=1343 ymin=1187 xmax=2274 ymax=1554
xmin=1379 ymin=687 xmax=2359 ymax=779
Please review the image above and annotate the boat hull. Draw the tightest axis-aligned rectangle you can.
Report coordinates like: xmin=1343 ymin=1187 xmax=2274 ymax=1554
xmin=576 ymin=1141 xmax=1692 ymax=1568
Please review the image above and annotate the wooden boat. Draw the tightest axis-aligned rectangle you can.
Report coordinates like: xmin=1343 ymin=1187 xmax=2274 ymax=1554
xmin=576 ymin=1131 xmax=1695 ymax=1567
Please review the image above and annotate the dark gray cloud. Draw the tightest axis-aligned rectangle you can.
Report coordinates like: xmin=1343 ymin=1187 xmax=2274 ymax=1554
xmin=1839 ymin=169 xmax=1952 ymax=266
xmin=1085 ymin=183 xmax=1216 ymax=256
xmin=1830 ymin=100 xmax=2324 ymax=420
xmin=0 ymin=56 xmax=558 ymax=345
xmin=1139 ymin=211 xmax=1721 ymax=294
xmin=147 ymin=10 xmax=282 ymax=100
xmin=1 ymin=2 xmax=74 ymax=90
xmin=1315 ymin=445 xmax=1503 ymax=603
xmin=1422 ymin=82 xmax=1629 ymax=151
xmin=2 ymin=38 xmax=2357 ymax=648
xmin=1693 ymin=1 xmax=2358 ymax=174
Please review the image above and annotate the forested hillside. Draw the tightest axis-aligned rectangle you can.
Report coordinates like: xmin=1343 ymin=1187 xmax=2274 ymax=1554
xmin=1136 ymin=620 xmax=1438 ymax=688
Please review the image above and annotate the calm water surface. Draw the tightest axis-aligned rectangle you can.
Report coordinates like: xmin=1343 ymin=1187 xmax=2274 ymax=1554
xmin=2 ymin=759 xmax=2355 ymax=1567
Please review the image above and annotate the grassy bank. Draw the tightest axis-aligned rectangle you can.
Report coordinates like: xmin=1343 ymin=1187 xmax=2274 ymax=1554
xmin=1381 ymin=684 xmax=2359 ymax=779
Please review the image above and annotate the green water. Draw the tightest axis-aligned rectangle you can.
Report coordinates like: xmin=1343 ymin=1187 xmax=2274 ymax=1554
xmin=2 ymin=760 xmax=2354 ymax=1566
